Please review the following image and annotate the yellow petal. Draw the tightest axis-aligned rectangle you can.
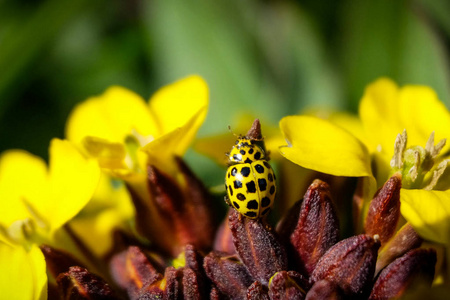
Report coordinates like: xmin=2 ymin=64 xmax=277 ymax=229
xmin=82 ymin=136 xmax=128 ymax=170
xmin=141 ymin=106 xmax=208 ymax=175
xmin=359 ymin=78 xmax=403 ymax=159
xmin=400 ymin=189 xmax=450 ymax=245
xmin=71 ymin=174 xmax=134 ymax=256
xmin=149 ymin=75 xmax=209 ymax=135
xmin=66 ymin=86 xmax=159 ymax=144
xmin=194 ymin=132 xmax=236 ymax=166
xmin=398 ymin=85 xmax=450 ymax=154
xmin=42 ymin=139 xmax=101 ymax=232
xmin=279 ymin=115 xmax=373 ymax=177
xmin=0 ymin=150 xmax=49 ymax=227
xmin=0 ymin=242 xmax=47 ymax=300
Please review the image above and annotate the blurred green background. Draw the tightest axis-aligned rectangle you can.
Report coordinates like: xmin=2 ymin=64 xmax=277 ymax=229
xmin=1 ymin=0 xmax=450 ymax=182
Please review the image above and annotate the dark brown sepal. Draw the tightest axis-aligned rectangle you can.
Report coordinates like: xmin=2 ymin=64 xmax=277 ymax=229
xmin=365 ymin=174 xmax=402 ymax=245
xmin=285 ymin=180 xmax=339 ymax=276
xmin=209 ymin=286 xmax=224 ymax=300
xmin=203 ymin=251 xmax=253 ymax=299
xmin=40 ymin=245 xmax=86 ymax=279
xmin=246 ymin=281 xmax=269 ymax=300
xmin=109 ymin=246 xmax=162 ymax=298
xmin=305 ymin=280 xmax=344 ymax=300
xmin=57 ymin=266 xmax=117 ymax=299
xmin=375 ymin=223 xmax=422 ymax=274
xmin=182 ymin=267 xmax=205 ymax=300
xmin=268 ymin=271 xmax=306 ymax=300
xmin=229 ymin=210 xmax=288 ymax=285
xmin=369 ymin=248 xmax=437 ymax=300
xmin=310 ymin=234 xmax=380 ymax=298
xmin=163 ymin=267 xmax=183 ymax=300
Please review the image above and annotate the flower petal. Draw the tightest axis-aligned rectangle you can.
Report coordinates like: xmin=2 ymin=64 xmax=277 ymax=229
xmin=279 ymin=115 xmax=372 ymax=177
xmin=149 ymin=75 xmax=208 ymax=135
xmin=400 ymin=189 xmax=450 ymax=245
xmin=398 ymin=85 xmax=450 ymax=154
xmin=359 ymin=78 xmax=402 ymax=158
xmin=0 ymin=150 xmax=49 ymax=227
xmin=141 ymin=107 xmax=208 ymax=175
xmin=42 ymin=139 xmax=101 ymax=232
xmin=66 ymin=86 xmax=159 ymax=144
xmin=0 ymin=242 xmax=47 ymax=300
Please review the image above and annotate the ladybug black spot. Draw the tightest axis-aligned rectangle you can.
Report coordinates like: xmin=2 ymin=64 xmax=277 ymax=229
xmin=248 ymin=148 xmax=254 ymax=154
xmin=233 ymin=201 xmax=240 ymax=209
xmin=229 ymin=186 xmax=233 ymax=196
xmin=270 ymin=185 xmax=275 ymax=195
xmin=247 ymin=200 xmax=259 ymax=210
xmin=254 ymin=152 xmax=261 ymax=160
xmin=268 ymin=173 xmax=273 ymax=182
xmin=233 ymin=154 xmax=241 ymax=162
xmin=254 ymin=164 xmax=264 ymax=174
xmin=245 ymin=211 xmax=257 ymax=218
xmin=244 ymin=158 xmax=252 ymax=164
xmin=262 ymin=208 xmax=271 ymax=216
xmin=234 ymin=180 xmax=243 ymax=189
xmin=237 ymin=193 xmax=246 ymax=200
xmin=258 ymin=178 xmax=267 ymax=191
xmin=231 ymin=167 xmax=237 ymax=176
xmin=263 ymin=161 xmax=271 ymax=168
xmin=240 ymin=149 xmax=246 ymax=155
xmin=241 ymin=167 xmax=250 ymax=177
xmin=246 ymin=181 xmax=257 ymax=193
xmin=261 ymin=197 xmax=271 ymax=207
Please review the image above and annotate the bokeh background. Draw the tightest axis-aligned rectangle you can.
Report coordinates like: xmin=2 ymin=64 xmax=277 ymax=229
xmin=1 ymin=0 xmax=450 ymax=184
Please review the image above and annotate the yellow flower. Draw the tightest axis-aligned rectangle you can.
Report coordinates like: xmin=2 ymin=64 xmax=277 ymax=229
xmin=0 ymin=138 xmax=100 ymax=299
xmin=66 ymin=75 xmax=209 ymax=180
xmin=65 ymin=75 xmax=209 ymax=255
xmin=279 ymin=78 xmax=450 ymax=245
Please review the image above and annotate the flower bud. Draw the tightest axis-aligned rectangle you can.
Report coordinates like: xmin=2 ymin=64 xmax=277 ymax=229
xmin=305 ymin=280 xmax=344 ymax=300
xmin=203 ymin=251 xmax=253 ymax=298
xmin=365 ymin=174 xmax=401 ymax=245
xmin=369 ymin=248 xmax=436 ymax=300
xmin=57 ymin=266 xmax=117 ymax=299
xmin=310 ymin=234 xmax=380 ymax=298
xmin=246 ymin=281 xmax=269 ymax=300
xmin=268 ymin=271 xmax=307 ymax=300
xmin=279 ymin=179 xmax=339 ymax=276
xmin=229 ymin=209 xmax=288 ymax=285
xmin=40 ymin=245 xmax=86 ymax=279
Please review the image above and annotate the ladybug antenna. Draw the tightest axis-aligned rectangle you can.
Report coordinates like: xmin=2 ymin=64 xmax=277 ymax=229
xmin=227 ymin=125 xmax=240 ymax=138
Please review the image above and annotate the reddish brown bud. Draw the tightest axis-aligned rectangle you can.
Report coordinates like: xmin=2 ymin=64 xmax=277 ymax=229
xmin=375 ymin=223 xmax=422 ymax=274
xmin=146 ymin=160 xmax=215 ymax=256
xmin=203 ymin=251 xmax=253 ymax=299
xmin=182 ymin=267 xmax=205 ymax=300
xmin=209 ymin=286 xmax=224 ymax=300
xmin=229 ymin=210 xmax=288 ymax=285
xmin=280 ymin=180 xmax=339 ymax=276
xmin=109 ymin=246 xmax=162 ymax=298
xmin=246 ymin=281 xmax=269 ymax=300
xmin=305 ymin=280 xmax=344 ymax=300
xmin=369 ymin=248 xmax=436 ymax=300
xmin=164 ymin=267 xmax=183 ymax=300
xmin=57 ymin=266 xmax=117 ymax=299
xmin=310 ymin=234 xmax=380 ymax=298
xmin=246 ymin=119 xmax=262 ymax=140
xmin=40 ymin=245 xmax=85 ymax=279
xmin=365 ymin=174 xmax=402 ymax=245
xmin=268 ymin=271 xmax=306 ymax=300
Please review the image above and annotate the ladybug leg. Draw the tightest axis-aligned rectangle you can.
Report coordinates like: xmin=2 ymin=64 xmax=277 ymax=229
xmin=224 ymin=195 xmax=232 ymax=206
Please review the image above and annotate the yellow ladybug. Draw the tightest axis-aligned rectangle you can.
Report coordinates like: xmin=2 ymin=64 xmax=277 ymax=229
xmin=225 ymin=137 xmax=276 ymax=219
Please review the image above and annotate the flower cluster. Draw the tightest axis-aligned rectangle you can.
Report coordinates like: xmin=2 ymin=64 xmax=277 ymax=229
xmin=0 ymin=76 xmax=449 ymax=299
